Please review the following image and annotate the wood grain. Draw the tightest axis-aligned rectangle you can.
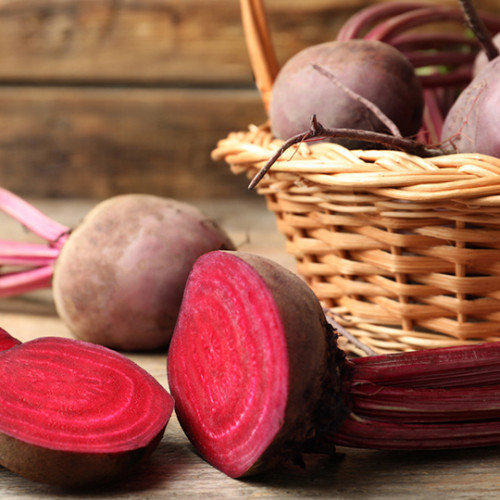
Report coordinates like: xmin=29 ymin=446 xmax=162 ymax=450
xmin=2 ymin=0 xmax=497 ymax=85
xmin=0 ymin=87 xmax=265 ymax=199
xmin=0 ymin=0 xmax=499 ymax=198
xmin=0 ymin=0 xmax=374 ymax=84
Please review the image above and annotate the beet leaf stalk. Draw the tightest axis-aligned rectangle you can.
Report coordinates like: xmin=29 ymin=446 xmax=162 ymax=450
xmin=168 ymin=250 xmax=500 ymax=478
xmin=0 ymin=187 xmax=69 ymax=296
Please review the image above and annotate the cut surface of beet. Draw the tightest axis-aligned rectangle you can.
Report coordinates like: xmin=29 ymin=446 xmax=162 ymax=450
xmin=0 ymin=327 xmax=21 ymax=351
xmin=0 ymin=335 xmax=174 ymax=487
xmin=167 ymin=252 xmax=289 ymax=478
xmin=0 ymin=337 xmax=172 ymax=453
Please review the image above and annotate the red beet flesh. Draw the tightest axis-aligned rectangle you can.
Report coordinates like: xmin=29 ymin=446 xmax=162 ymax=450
xmin=0 ymin=335 xmax=173 ymax=488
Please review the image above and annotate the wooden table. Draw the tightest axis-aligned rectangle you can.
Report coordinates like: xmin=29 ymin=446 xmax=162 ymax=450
xmin=1 ymin=197 xmax=500 ymax=499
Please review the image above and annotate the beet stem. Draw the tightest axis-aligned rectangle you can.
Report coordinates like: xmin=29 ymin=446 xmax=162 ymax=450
xmin=0 ymin=188 xmax=70 ymax=296
xmin=0 ymin=187 xmax=69 ymax=245
xmin=0 ymin=265 xmax=53 ymax=297
xmin=459 ymin=0 xmax=500 ymax=61
xmin=0 ymin=239 xmax=60 ymax=266
xmin=329 ymin=342 xmax=500 ymax=450
xmin=312 ymin=64 xmax=402 ymax=137
xmin=336 ymin=2 xmax=430 ymax=41
xmin=248 ymin=115 xmax=443 ymax=190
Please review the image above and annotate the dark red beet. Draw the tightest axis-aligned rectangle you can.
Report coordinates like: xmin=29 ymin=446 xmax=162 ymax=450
xmin=269 ymin=39 xmax=424 ymax=148
xmin=168 ymin=250 xmax=500 ymax=478
xmin=0 ymin=190 xmax=235 ymax=352
xmin=0 ymin=333 xmax=173 ymax=488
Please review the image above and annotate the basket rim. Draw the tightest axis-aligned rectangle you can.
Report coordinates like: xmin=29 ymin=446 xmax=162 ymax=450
xmin=213 ymin=124 xmax=500 ymax=204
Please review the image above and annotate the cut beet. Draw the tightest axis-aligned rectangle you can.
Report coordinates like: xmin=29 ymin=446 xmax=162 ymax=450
xmin=168 ymin=250 xmax=500 ymax=477
xmin=167 ymin=251 xmax=343 ymax=477
xmin=0 ymin=335 xmax=173 ymax=488
xmin=0 ymin=327 xmax=21 ymax=351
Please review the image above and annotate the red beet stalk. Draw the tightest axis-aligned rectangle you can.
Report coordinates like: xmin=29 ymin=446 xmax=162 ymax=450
xmin=0 ymin=329 xmax=174 ymax=488
xmin=0 ymin=187 xmax=69 ymax=296
xmin=167 ymin=251 xmax=500 ymax=478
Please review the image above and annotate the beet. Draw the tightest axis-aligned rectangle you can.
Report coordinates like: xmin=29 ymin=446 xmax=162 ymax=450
xmin=0 ymin=332 xmax=173 ymax=488
xmin=168 ymin=250 xmax=500 ymax=478
xmin=0 ymin=327 xmax=21 ymax=351
xmin=441 ymin=56 xmax=500 ymax=156
xmin=269 ymin=39 xmax=424 ymax=148
xmin=473 ymin=32 xmax=500 ymax=75
xmin=0 ymin=191 xmax=235 ymax=351
xmin=168 ymin=250 xmax=331 ymax=477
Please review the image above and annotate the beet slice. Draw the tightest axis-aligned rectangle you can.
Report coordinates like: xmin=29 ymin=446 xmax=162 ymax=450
xmin=0 ymin=327 xmax=21 ymax=351
xmin=0 ymin=335 xmax=173 ymax=488
xmin=167 ymin=250 xmax=342 ymax=477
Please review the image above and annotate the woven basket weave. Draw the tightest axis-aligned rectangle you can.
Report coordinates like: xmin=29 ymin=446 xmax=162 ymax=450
xmin=212 ymin=0 xmax=500 ymax=354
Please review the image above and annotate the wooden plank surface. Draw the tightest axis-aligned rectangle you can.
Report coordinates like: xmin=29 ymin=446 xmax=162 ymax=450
xmin=1 ymin=197 xmax=500 ymax=498
xmin=0 ymin=87 xmax=266 ymax=199
xmin=0 ymin=0 xmax=498 ymax=84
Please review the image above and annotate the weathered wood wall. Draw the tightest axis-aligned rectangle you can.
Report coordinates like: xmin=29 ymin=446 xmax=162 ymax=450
xmin=0 ymin=0 xmax=499 ymax=199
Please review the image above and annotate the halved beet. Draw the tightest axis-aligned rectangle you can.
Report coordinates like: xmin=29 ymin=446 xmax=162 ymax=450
xmin=0 ymin=335 xmax=173 ymax=488
xmin=167 ymin=251 xmax=341 ymax=477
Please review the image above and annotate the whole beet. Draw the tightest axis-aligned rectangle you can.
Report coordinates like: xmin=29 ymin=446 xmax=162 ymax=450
xmin=441 ymin=56 xmax=500 ymax=157
xmin=473 ymin=32 xmax=500 ymax=76
xmin=53 ymin=194 xmax=235 ymax=351
xmin=269 ymin=39 xmax=424 ymax=147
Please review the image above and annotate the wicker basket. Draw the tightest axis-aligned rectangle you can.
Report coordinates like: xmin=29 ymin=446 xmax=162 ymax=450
xmin=212 ymin=0 xmax=500 ymax=355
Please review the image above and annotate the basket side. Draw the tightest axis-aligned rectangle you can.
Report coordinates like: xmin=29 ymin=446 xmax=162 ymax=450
xmin=213 ymin=126 xmax=500 ymax=354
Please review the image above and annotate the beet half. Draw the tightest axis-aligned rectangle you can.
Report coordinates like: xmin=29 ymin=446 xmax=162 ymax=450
xmin=168 ymin=250 xmax=500 ymax=478
xmin=269 ymin=39 xmax=424 ymax=148
xmin=0 ymin=332 xmax=173 ymax=488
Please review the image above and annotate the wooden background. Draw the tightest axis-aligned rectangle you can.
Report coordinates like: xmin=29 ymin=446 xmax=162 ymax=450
xmin=0 ymin=0 xmax=499 ymax=200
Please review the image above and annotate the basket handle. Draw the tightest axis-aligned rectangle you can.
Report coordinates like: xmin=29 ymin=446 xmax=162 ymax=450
xmin=240 ymin=0 xmax=280 ymax=113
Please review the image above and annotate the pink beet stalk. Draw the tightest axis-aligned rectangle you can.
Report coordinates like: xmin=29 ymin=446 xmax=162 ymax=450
xmin=0 ymin=187 xmax=69 ymax=296
xmin=168 ymin=251 xmax=500 ymax=478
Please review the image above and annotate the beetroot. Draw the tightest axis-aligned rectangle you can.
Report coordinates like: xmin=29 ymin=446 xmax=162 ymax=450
xmin=0 ymin=191 xmax=235 ymax=351
xmin=168 ymin=250 xmax=500 ymax=478
xmin=269 ymin=39 xmax=424 ymax=148
xmin=474 ymin=32 xmax=500 ymax=75
xmin=441 ymin=57 xmax=500 ymax=156
xmin=440 ymin=0 xmax=500 ymax=156
xmin=0 ymin=331 xmax=173 ymax=488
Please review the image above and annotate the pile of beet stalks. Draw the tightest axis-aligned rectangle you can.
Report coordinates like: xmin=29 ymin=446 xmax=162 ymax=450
xmin=333 ymin=342 xmax=500 ymax=450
